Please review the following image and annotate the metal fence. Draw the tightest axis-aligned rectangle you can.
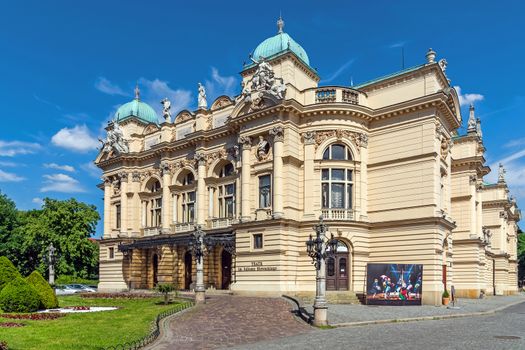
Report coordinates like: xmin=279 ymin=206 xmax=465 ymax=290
xmin=103 ymin=301 xmax=194 ymax=350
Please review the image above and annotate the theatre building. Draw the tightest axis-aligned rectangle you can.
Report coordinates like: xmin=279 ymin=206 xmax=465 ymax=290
xmin=96 ymin=18 xmax=520 ymax=305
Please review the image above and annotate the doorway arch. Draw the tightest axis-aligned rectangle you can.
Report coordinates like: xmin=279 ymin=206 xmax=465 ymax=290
xmin=326 ymin=241 xmax=349 ymax=291
xmin=221 ymin=249 xmax=232 ymax=289
xmin=184 ymin=251 xmax=192 ymax=290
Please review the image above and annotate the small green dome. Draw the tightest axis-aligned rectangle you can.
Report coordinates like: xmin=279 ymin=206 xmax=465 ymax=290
xmin=114 ymin=87 xmax=158 ymax=124
xmin=252 ymin=18 xmax=310 ymax=66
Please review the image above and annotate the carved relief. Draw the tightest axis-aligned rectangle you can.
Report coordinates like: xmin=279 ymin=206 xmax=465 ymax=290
xmin=160 ymin=161 xmax=170 ymax=176
xmin=238 ymin=135 xmax=252 ymax=150
xmin=440 ymin=137 xmax=450 ymax=160
xmin=206 ymin=149 xmax=228 ymax=166
xmin=143 ymin=124 xmax=158 ymax=135
xmin=194 ymin=152 xmax=206 ymax=166
xmin=302 ymin=131 xmax=316 ymax=145
xmin=469 ymin=175 xmax=477 ymax=184
xmin=177 ymin=112 xmax=193 ymax=123
xmin=269 ymin=126 xmax=284 ymax=143
xmin=132 ymin=172 xmax=141 ymax=182
xmin=256 ymin=135 xmax=271 ymax=161
xmin=211 ymin=96 xmax=233 ymax=110
xmin=313 ymin=130 xmax=368 ymax=150
xmin=227 ymin=145 xmax=240 ymax=160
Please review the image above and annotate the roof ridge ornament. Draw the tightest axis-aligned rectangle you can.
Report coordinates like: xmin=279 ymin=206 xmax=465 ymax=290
xmin=426 ymin=48 xmax=436 ymax=64
xmin=277 ymin=15 xmax=284 ymax=34
xmin=134 ymin=83 xmax=141 ymax=101
xmin=498 ymin=163 xmax=506 ymax=183
xmin=467 ymin=104 xmax=477 ymax=133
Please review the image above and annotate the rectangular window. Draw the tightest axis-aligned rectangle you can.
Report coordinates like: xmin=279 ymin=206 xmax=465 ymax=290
xmin=115 ymin=204 xmax=121 ymax=229
xmin=109 ymin=247 xmax=115 ymax=259
xmin=259 ymin=175 xmax=271 ymax=208
xmin=253 ymin=234 xmax=263 ymax=249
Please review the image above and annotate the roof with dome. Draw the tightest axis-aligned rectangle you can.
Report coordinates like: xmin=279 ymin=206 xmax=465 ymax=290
xmin=251 ymin=17 xmax=310 ymax=68
xmin=114 ymin=86 xmax=158 ymax=124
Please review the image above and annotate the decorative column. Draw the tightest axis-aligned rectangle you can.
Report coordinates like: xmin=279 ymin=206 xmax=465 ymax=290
xmin=208 ymin=187 xmax=214 ymax=219
xmin=358 ymin=133 xmax=368 ymax=220
xmin=195 ymin=153 xmax=207 ymax=226
xmin=103 ymin=176 xmax=112 ymax=238
xmin=131 ymin=172 xmax=142 ymax=234
xmin=303 ymin=131 xmax=316 ymax=218
xmin=270 ymin=126 xmax=284 ymax=219
xmin=238 ymin=136 xmax=252 ymax=222
xmin=190 ymin=225 xmax=206 ymax=303
xmin=119 ymin=172 xmax=128 ymax=235
xmin=161 ymin=162 xmax=171 ymax=231
xmin=47 ymin=243 xmax=56 ymax=285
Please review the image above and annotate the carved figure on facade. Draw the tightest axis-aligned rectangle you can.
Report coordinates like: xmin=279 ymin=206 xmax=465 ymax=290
xmin=238 ymin=135 xmax=252 ymax=150
xmin=357 ymin=133 xmax=369 ymax=148
xmin=256 ymin=135 xmax=270 ymax=161
xmin=482 ymin=226 xmax=492 ymax=244
xmin=498 ymin=163 xmax=506 ymax=183
xmin=160 ymin=161 xmax=170 ymax=176
xmin=440 ymin=137 xmax=450 ymax=160
xmin=302 ymin=131 xmax=316 ymax=145
xmin=198 ymin=83 xmax=207 ymax=109
xmin=269 ymin=126 xmax=284 ymax=143
xmin=227 ymin=145 xmax=240 ymax=160
xmin=100 ymin=121 xmax=129 ymax=155
xmin=132 ymin=172 xmax=141 ymax=182
xmin=500 ymin=211 xmax=508 ymax=219
xmin=160 ymin=98 xmax=172 ymax=123
xmin=438 ymin=58 xmax=448 ymax=73
xmin=112 ymin=177 xmax=121 ymax=195
xmin=469 ymin=175 xmax=477 ymax=184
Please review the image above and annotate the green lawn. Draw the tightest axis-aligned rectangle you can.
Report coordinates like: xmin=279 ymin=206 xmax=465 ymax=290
xmin=0 ymin=295 xmax=185 ymax=350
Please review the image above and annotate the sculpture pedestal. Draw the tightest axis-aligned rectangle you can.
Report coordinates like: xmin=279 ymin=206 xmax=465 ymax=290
xmin=195 ymin=290 xmax=206 ymax=304
xmin=313 ymin=305 xmax=328 ymax=327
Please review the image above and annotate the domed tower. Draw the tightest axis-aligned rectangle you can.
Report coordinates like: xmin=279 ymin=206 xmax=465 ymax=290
xmin=241 ymin=17 xmax=319 ymax=93
xmin=114 ymin=85 xmax=158 ymax=125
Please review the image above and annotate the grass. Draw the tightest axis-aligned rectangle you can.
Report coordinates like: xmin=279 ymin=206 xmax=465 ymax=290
xmin=0 ymin=295 xmax=185 ymax=350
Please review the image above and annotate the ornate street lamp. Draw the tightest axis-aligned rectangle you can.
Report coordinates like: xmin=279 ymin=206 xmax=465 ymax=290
xmin=306 ymin=215 xmax=338 ymax=326
xmin=189 ymin=225 xmax=207 ymax=303
xmin=47 ymin=243 xmax=57 ymax=285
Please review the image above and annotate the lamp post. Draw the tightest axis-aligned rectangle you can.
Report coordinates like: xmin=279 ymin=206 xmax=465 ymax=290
xmin=189 ymin=225 xmax=207 ymax=303
xmin=47 ymin=243 xmax=56 ymax=285
xmin=306 ymin=215 xmax=338 ymax=326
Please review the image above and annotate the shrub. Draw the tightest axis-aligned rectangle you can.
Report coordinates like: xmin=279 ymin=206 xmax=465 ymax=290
xmin=0 ymin=257 xmax=21 ymax=291
xmin=442 ymin=290 xmax=450 ymax=298
xmin=157 ymin=284 xmax=176 ymax=305
xmin=26 ymin=271 xmax=58 ymax=309
xmin=0 ymin=340 xmax=7 ymax=350
xmin=0 ymin=277 xmax=41 ymax=313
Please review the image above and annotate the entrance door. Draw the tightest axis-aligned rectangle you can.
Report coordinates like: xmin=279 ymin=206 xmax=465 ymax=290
xmin=326 ymin=241 xmax=349 ymax=291
xmin=221 ymin=250 xmax=232 ymax=289
xmin=184 ymin=251 xmax=192 ymax=290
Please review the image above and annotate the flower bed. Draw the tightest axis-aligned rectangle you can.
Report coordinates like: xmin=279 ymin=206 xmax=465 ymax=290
xmin=0 ymin=313 xmax=65 ymax=320
xmin=0 ymin=341 xmax=7 ymax=350
xmin=0 ymin=322 xmax=25 ymax=328
xmin=80 ymin=292 xmax=160 ymax=299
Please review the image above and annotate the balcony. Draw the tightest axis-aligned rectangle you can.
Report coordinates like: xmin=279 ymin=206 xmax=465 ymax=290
xmin=142 ymin=227 xmax=162 ymax=237
xmin=312 ymin=87 xmax=360 ymax=105
xmin=208 ymin=217 xmax=236 ymax=229
xmin=171 ymin=222 xmax=195 ymax=233
xmin=321 ymin=209 xmax=354 ymax=220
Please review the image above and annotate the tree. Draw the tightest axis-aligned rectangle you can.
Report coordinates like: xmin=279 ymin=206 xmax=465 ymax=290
xmin=517 ymin=227 xmax=525 ymax=282
xmin=0 ymin=192 xmax=19 ymax=259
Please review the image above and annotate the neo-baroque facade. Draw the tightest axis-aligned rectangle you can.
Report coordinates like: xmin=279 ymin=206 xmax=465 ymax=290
xmin=95 ymin=18 xmax=521 ymax=305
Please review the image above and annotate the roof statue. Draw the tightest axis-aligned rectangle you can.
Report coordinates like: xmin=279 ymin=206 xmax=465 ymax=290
xmin=100 ymin=121 xmax=129 ymax=154
xmin=467 ymin=104 xmax=477 ymax=132
xmin=498 ymin=163 xmax=506 ymax=183
xmin=239 ymin=54 xmax=287 ymax=104
xmin=438 ymin=58 xmax=448 ymax=73
xmin=160 ymin=98 xmax=172 ymax=123
xmin=426 ymin=48 xmax=436 ymax=64
xmin=134 ymin=83 xmax=140 ymax=100
xmin=476 ymin=118 xmax=483 ymax=139
xmin=198 ymin=83 xmax=207 ymax=109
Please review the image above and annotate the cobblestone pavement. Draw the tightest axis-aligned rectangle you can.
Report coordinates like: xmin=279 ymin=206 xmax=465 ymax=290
xmin=315 ymin=294 xmax=525 ymax=324
xmin=233 ymin=300 xmax=525 ymax=350
xmin=147 ymin=295 xmax=311 ymax=350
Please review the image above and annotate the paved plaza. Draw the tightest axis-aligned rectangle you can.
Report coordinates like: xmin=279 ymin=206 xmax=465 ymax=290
xmin=146 ymin=295 xmax=311 ymax=350
xmin=234 ymin=300 xmax=525 ymax=350
xmin=145 ymin=294 xmax=525 ymax=350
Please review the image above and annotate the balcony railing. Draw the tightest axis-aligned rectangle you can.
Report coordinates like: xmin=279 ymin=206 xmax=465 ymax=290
xmin=142 ymin=227 xmax=162 ymax=237
xmin=171 ymin=222 xmax=195 ymax=233
xmin=313 ymin=88 xmax=360 ymax=105
xmin=321 ymin=208 xmax=354 ymax=220
xmin=208 ymin=217 xmax=236 ymax=229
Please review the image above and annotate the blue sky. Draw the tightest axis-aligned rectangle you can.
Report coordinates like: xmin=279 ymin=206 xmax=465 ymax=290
xmin=1 ymin=1 xmax=524 ymax=236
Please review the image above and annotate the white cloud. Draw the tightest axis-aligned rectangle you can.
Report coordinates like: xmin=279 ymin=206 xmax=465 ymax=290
xmin=0 ymin=161 xmax=20 ymax=167
xmin=0 ymin=169 xmax=25 ymax=182
xmin=95 ymin=77 xmax=129 ymax=96
xmin=139 ymin=78 xmax=192 ymax=116
xmin=454 ymin=86 xmax=484 ymax=107
xmin=44 ymin=163 xmax=75 ymax=172
xmin=487 ymin=148 xmax=525 ymax=207
xmin=51 ymin=125 xmax=99 ymax=153
xmin=320 ymin=59 xmax=355 ymax=84
xmin=0 ymin=140 xmax=41 ymax=157
xmin=32 ymin=197 xmax=44 ymax=206
xmin=81 ymin=162 xmax=102 ymax=178
xmin=505 ymin=137 xmax=525 ymax=148
xmin=204 ymin=67 xmax=238 ymax=101
xmin=41 ymin=173 xmax=86 ymax=193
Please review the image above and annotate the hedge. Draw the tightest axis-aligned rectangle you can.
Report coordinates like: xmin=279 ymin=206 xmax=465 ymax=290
xmin=0 ymin=257 xmax=21 ymax=291
xmin=0 ymin=277 xmax=41 ymax=313
xmin=26 ymin=271 xmax=58 ymax=309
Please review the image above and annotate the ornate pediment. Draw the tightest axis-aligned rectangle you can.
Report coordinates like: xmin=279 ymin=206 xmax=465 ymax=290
xmin=175 ymin=110 xmax=195 ymax=123
xmin=143 ymin=124 xmax=160 ymax=135
xmin=211 ymin=96 xmax=234 ymax=111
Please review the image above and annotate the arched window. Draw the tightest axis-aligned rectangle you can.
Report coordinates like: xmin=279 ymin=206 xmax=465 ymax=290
xmin=182 ymin=172 xmax=195 ymax=186
xmin=323 ymin=144 xmax=353 ymax=161
xmin=143 ymin=179 xmax=162 ymax=228
xmin=181 ymin=173 xmax=196 ymax=223
xmin=321 ymin=144 xmax=354 ymax=219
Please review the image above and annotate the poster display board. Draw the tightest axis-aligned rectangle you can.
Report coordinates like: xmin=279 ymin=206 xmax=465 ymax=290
xmin=366 ymin=263 xmax=423 ymax=305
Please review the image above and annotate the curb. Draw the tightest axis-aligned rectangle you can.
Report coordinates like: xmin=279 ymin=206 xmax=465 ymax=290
xmin=330 ymin=298 xmax=525 ymax=328
xmin=143 ymin=305 xmax=196 ymax=350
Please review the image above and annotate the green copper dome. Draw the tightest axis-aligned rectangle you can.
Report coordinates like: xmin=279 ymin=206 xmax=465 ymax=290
xmin=114 ymin=86 xmax=158 ymax=124
xmin=252 ymin=17 xmax=310 ymax=66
